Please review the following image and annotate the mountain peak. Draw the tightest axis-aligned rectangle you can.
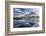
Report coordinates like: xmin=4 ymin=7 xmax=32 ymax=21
xmin=31 ymin=12 xmax=36 ymax=14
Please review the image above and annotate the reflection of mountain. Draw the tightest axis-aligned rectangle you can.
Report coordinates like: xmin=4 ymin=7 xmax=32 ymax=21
xmin=13 ymin=8 xmax=39 ymax=18
xmin=13 ymin=19 xmax=39 ymax=28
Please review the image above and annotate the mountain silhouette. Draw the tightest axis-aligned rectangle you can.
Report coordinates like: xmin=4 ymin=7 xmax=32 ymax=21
xmin=31 ymin=12 xmax=36 ymax=14
xmin=28 ymin=11 xmax=36 ymax=16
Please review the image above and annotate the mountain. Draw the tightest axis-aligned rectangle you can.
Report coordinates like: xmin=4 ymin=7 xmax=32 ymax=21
xmin=13 ymin=8 xmax=39 ymax=18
